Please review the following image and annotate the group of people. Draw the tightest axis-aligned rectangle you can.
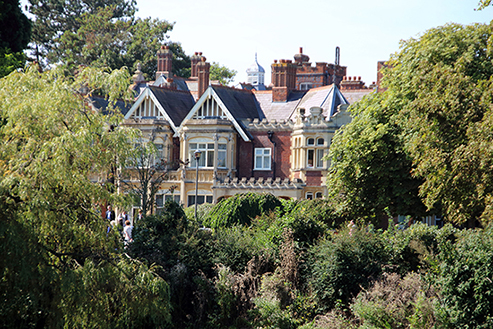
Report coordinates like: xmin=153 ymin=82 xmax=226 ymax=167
xmin=106 ymin=205 xmax=134 ymax=244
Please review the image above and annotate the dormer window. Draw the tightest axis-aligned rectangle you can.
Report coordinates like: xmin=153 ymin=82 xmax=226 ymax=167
xmin=307 ymin=138 xmax=315 ymax=146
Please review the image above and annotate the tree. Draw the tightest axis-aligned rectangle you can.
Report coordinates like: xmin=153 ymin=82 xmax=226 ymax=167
xmin=329 ymin=22 xmax=493 ymax=225
xmin=0 ymin=0 xmax=31 ymax=53
xmin=27 ymin=0 xmax=136 ymax=64
xmin=210 ymin=62 xmax=237 ymax=85
xmin=0 ymin=65 xmax=171 ymax=327
xmin=120 ymin=139 xmax=177 ymax=216
xmin=328 ymin=91 xmax=427 ymax=220
xmin=0 ymin=0 xmax=31 ymax=77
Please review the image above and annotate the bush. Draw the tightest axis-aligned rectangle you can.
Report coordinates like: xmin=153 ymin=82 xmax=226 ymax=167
xmin=351 ymin=272 xmax=439 ymax=328
xmin=203 ymin=192 xmax=283 ymax=228
xmin=431 ymin=224 xmax=493 ymax=328
xmin=308 ymin=225 xmax=387 ymax=311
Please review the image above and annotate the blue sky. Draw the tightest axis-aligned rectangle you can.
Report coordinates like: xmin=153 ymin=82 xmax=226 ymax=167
xmin=20 ymin=0 xmax=493 ymax=86
xmin=135 ymin=0 xmax=493 ymax=86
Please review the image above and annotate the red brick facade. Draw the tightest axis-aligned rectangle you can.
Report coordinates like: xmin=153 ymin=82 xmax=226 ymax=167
xmin=237 ymin=130 xmax=292 ymax=179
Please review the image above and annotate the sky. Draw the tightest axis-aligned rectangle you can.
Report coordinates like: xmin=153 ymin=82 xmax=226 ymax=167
xmin=134 ymin=0 xmax=493 ymax=86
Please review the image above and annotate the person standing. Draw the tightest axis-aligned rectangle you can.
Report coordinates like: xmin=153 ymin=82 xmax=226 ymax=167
xmin=106 ymin=205 xmax=115 ymax=222
xmin=123 ymin=220 xmax=133 ymax=245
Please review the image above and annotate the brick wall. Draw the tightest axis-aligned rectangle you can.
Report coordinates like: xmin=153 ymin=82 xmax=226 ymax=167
xmin=236 ymin=131 xmax=291 ymax=179
xmin=305 ymin=170 xmax=322 ymax=186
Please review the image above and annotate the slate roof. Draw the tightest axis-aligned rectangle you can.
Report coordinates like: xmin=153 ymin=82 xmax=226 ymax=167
xmin=212 ymin=85 xmax=264 ymax=120
xmin=88 ymin=96 xmax=132 ymax=116
xmin=291 ymin=84 xmax=348 ymax=120
xmin=148 ymin=86 xmax=195 ymax=127
xmin=253 ymin=90 xmax=304 ymax=122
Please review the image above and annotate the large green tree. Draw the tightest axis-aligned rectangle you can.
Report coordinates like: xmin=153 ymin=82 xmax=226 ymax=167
xmin=328 ymin=91 xmax=427 ymax=220
xmin=329 ymin=22 xmax=493 ymax=225
xmin=0 ymin=65 xmax=171 ymax=327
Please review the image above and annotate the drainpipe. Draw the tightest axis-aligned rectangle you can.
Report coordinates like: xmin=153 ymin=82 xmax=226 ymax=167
xmin=267 ymin=131 xmax=276 ymax=178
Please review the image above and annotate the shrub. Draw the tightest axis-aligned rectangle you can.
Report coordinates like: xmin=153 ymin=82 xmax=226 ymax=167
xmin=431 ymin=224 xmax=493 ymax=328
xmin=203 ymin=192 xmax=283 ymax=228
xmin=210 ymin=225 xmax=277 ymax=273
xmin=308 ymin=225 xmax=387 ymax=310
xmin=351 ymin=272 xmax=439 ymax=328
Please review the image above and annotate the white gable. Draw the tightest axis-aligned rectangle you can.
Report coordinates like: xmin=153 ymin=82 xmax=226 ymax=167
xmin=125 ymin=88 xmax=179 ymax=132
xmin=178 ymin=88 xmax=251 ymax=141
xmin=192 ymin=96 xmax=227 ymax=119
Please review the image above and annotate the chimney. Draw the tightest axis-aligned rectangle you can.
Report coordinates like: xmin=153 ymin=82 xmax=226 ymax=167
xmin=156 ymin=45 xmax=173 ymax=80
xmin=191 ymin=52 xmax=201 ymax=78
xmin=271 ymin=59 xmax=297 ymax=102
xmin=293 ymin=47 xmax=310 ymax=64
xmin=197 ymin=56 xmax=210 ymax=97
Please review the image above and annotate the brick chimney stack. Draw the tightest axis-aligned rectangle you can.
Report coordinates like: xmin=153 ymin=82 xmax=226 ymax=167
xmin=271 ymin=59 xmax=297 ymax=102
xmin=156 ymin=45 xmax=173 ymax=80
xmin=191 ymin=52 xmax=201 ymax=78
xmin=197 ymin=55 xmax=210 ymax=97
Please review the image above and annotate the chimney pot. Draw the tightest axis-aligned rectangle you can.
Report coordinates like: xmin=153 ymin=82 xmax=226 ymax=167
xmin=274 ymin=59 xmax=278 ymax=63
xmin=299 ymin=47 xmax=303 ymax=53
xmin=358 ymin=76 xmax=361 ymax=81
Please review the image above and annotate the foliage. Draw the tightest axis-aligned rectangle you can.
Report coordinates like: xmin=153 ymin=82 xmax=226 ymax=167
xmin=129 ymin=201 xmax=216 ymax=328
xmin=210 ymin=61 xmax=237 ymax=85
xmin=352 ymin=272 xmax=439 ymax=329
xmin=120 ymin=139 xmax=176 ymax=215
xmin=210 ymin=222 xmax=278 ymax=274
xmin=328 ymin=91 xmax=427 ymax=220
xmin=328 ymin=22 xmax=493 ymax=225
xmin=431 ymin=225 xmax=493 ymax=328
xmin=281 ymin=198 xmax=346 ymax=246
xmin=382 ymin=222 xmax=451 ymax=275
xmin=60 ymin=259 xmax=171 ymax=329
xmin=56 ymin=6 xmax=174 ymax=77
xmin=0 ymin=0 xmax=31 ymax=77
xmin=388 ymin=22 xmax=493 ymax=225
xmin=308 ymin=225 xmax=387 ymax=310
xmin=0 ymin=65 xmax=172 ymax=327
xmin=204 ymin=192 xmax=283 ymax=228
xmin=253 ymin=272 xmax=297 ymax=329
xmin=0 ymin=0 xmax=31 ymax=53
xmin=27 ymin=0 xmax=135 ymax=63
xmin=0 ymin=48 xmax=26 ymax=78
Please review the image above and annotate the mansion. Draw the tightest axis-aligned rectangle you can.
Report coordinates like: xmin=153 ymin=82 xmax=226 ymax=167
xmin=97 ymin=46 xmax=376 ymax=215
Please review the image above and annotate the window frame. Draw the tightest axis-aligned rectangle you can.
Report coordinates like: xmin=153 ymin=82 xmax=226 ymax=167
xmin=254 ymin=147 xmax=272 ymax=171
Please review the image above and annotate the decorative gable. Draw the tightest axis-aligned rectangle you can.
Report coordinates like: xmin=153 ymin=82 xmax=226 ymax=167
xmin=192 ymin=97 xmax=227 ymax=119
xmin=131 ymin=95 xmax=165 ymax=119
xmin=125 ymin=87 xmax=181 ymax=133
xmin=179 ymin=87 xmax=252 ymax=141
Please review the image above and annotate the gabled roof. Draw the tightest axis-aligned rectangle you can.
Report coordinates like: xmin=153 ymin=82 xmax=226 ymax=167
xmin=149 ymin=86 xmax=195 ymax=127
xmin=179 ymin=86 xmax=260 ymax=142
xmin=212 ymin=85 xmax=264 ymax=120
xmin=125 ymin=86 xmax=195 ymax=133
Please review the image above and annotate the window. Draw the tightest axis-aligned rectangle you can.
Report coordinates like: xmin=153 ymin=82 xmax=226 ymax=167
xmin=300 ymin=83 xmax=313 ymax=90
xmin=255 ymin=148 xmax=271 ymax=170
xmin=305 ymin=137 xmax=326 ymax=169
xmin=156 ymin=194 xmax=180 ymax=208
xmin=218 ymin=144 xmax=227 ymax=168
xmin=316 ymin=149 xmax=324 ymax=168
xmin=306 ymin=192 xmax=313 ymax=200
xmin=189 ymin=141 xmax=227 ymax=168
xmin=307 ymin=149 xmax=314 ymax=168
xmin=188 ymin=195 xmax=213 ymax=206
xmin=315 ymin=192 xmax=323 ymax=199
